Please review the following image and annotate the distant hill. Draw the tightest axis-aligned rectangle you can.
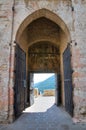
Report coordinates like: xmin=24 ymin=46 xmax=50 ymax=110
xmin=33 ymin=75 xmax=56 ymax=93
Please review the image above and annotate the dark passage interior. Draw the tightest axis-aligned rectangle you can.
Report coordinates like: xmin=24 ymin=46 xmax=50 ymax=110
xmin=27 ymin=42 xmax=61 ymax=106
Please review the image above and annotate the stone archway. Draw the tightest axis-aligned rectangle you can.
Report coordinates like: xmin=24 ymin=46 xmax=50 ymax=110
xmin=15 ymin=9 xmax=71 ymax=45
xmin=12 ymin=8 xmax=73 ymax=121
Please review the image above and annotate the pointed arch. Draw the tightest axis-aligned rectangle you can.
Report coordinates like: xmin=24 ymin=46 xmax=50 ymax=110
xmin=15 ymin=8 xmax=71 ymax=43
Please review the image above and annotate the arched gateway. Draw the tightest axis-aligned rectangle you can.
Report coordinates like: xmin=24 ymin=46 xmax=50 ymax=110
xmin=12 ymin=9 xmax=73 ymax=120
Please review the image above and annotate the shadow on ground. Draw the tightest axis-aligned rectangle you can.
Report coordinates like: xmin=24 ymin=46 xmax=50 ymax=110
xmin=0 ymin=97 xmax=86 ymax=130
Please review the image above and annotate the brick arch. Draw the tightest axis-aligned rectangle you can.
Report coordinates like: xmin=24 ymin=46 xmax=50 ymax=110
xmin=15 ymin=8 xmax=71 ymax=44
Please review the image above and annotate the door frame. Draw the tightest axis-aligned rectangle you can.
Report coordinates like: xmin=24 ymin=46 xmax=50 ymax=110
xmin=28 ymin=71 xmax=61 ymax=106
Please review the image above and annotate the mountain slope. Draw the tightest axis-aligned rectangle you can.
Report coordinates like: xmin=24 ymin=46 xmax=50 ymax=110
xmin=33 ymin=75 xmax=56 ymax=93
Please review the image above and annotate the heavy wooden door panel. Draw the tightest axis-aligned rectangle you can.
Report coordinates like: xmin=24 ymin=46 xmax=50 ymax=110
xmin=55 ymin=74 xmax=61 ymax=106
xmin=14 ymin=44 xmax=26 ymax=117
xmin=63 ymin=45 xmax=73 ymax=116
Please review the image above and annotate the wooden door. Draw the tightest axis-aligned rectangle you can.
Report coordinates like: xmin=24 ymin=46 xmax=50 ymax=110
xmin=63 ymin=45 xmax=73 ymax=116
xmin=55 ymin=74 xmax=61 ymax=106
xmin=14 ymin=44 xmax=26 ymax=117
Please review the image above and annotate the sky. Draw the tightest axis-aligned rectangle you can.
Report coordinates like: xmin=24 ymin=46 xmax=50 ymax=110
xmin=34 ymin=73 xmax=54 ymax=83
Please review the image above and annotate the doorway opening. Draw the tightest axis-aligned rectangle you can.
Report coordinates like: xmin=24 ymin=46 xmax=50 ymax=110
xmin=14 ymin=9 xmax=73 ymax=120
xmin=25 ymin=72 xmax=62 ymax=114
xmin=27 ymin=41 xmax=61 ymax=107
xmin=33 ymin=73 xmax=56 ymax=102
xmin=27 ymin=72 xmax=62 ymax=108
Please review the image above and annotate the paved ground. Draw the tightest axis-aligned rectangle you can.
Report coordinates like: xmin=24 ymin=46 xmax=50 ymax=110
xmin=0 ymin=96 xmax=86 ymax=130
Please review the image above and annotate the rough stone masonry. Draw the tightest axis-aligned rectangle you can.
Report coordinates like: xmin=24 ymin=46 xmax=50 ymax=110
xmin=0 ymin=0 xmax=86 ymax=123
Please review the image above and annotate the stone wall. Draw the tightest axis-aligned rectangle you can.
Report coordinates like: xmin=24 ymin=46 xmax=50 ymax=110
xmin=0 ymin=0 xmax=86 ymax=123
xmin=13 ymin=0 xmax=72 ymax=41
xmin=43 ymin=89 xmax=55 ymax=96
xmin=0 ymin=0 xmax=13 ymax=123
xmin=71 ymin=0 xmax=86 ymax=121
